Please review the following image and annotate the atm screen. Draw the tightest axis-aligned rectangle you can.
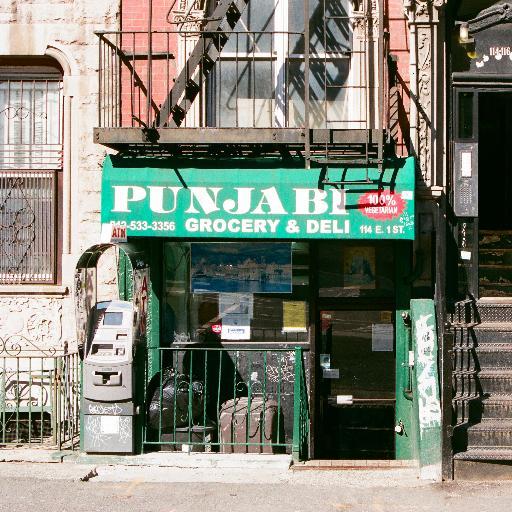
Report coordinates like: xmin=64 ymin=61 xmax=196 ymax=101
xmin=103 ymin=312 xmax=123 ymax=326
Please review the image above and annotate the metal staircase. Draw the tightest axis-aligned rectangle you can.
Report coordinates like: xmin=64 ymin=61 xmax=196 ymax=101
xmin=307 ymin=1 xmax=386 ymax=181
xmin=95 ymin=0 xmax=390 ymax=172
xmin=156 ymin=0 xmax=249 ymax=128
xmin=452 ymin=299 xmax=512 ymax=478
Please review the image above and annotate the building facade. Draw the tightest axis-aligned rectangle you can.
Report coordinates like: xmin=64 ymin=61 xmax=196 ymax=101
xmin=445 ymin=0 xmax=512 ymax=480
xmin=5 ymin=0 xmax=512 ymax=481
xmin=91 ymin=0 xmax=442 ymax=470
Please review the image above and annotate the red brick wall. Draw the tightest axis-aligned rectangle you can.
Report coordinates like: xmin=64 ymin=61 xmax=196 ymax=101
xmin=119 ymin=0 xmax=411 ymax=152
xmin=386 ymin=0 xmax=411 ymax=157
xmin=122 ymin=0 xmax=175 ymax=32
xmin=120 ymin=0 xmax=179 ymax=125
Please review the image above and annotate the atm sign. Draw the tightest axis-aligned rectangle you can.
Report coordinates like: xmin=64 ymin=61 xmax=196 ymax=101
xmin=111 ymin=225 xmax=127 ymax=243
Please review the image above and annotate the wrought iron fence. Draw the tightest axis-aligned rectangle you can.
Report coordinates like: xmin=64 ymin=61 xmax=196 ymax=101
xmin=144 ymin=346 xmax=309 ymax=460
xmin=0 ymin=342 xmax=80 ymax=449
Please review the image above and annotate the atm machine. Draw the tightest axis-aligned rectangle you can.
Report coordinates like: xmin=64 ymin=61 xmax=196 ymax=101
xmin=82 ymin=300 xmax=140 ymax=453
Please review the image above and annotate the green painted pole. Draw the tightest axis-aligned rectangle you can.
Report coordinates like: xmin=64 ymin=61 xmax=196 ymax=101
xmin=394 ymin=240 xmax=415 ymax=460
xmin=148 ymin=238 xmax=162 ymax=379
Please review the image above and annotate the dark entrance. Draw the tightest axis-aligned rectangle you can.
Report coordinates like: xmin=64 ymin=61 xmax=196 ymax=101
xmin=314 ymin=241 xmax=397 ymax=459
xmin=478 ymin=92 xmax=512 ymax=296
xmin=317 ymin=310 xmax=395 ymax=459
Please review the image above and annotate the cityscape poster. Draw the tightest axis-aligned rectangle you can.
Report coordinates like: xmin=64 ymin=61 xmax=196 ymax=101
xmin=191 ymin=243 xmax=292 ymax=293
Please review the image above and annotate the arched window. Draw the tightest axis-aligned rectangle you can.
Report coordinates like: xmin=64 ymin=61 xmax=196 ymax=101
xmin=0 ymin=57 xmax=63 ymax=284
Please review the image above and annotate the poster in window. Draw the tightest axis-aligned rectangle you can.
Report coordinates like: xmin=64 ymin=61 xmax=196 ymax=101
xmin=282 ymin=300 xmax=307 ymax=332
xmin=343 ymin=246 xmax=376 ymax=289
xmin=219 ymin=293 xmax=252 ymax=340
xmin=191 ymin=243 xmax=292 ymax=293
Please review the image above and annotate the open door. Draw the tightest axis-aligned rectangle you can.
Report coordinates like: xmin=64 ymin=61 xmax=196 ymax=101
xmin=453 ymin=88 xmax=512 ymax=298
xmin=478 ymin=91 xmax=512 ymax=297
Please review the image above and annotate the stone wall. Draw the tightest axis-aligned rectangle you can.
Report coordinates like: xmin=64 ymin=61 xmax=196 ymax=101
xmin=0 ymin=0 xmax=120 ymax=354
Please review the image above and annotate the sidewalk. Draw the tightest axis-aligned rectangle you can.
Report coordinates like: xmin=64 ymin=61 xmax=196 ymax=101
xmin=0 ymin=447 xmax=292 ymax=469
xmin=0 ymin=447 xmax=425 ymax=485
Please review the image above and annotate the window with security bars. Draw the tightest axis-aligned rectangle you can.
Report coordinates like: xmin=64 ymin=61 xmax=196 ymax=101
xmin=0 ymin=62 xmax=62 ymax=284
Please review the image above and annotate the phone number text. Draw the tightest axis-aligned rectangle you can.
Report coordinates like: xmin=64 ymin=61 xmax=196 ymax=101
xmin=113 ymin=221 xmax=176 ymax=232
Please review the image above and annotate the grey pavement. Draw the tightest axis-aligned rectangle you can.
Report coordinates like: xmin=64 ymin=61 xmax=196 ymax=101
xmin=0 ymin=458 xmax=512 ymax=512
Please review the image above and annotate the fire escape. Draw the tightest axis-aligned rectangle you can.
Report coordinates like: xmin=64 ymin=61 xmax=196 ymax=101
xmin=94 ymin=0 xmax=391 ymax=180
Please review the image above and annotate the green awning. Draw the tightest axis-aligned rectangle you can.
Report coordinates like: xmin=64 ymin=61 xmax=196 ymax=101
xmin=101 ymin=156 xmax=415 ymax=240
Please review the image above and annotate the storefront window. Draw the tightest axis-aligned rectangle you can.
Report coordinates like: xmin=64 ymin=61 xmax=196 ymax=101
xmin=317 ymin=241 xmax=395 ymax=298
xmin=163 ymin=242 xmax=309 ymax=344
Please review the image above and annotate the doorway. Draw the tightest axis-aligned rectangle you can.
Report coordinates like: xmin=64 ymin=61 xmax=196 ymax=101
xmin=317 ymin=309 xmax=396 ymax=459
xmin=478 ymin=92 xmax=512 ymax=296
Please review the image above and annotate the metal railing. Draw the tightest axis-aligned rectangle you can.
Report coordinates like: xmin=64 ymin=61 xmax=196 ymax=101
xmin=450 ymin=298 xmax=480 ymax=426
xmin=0 ymin=346 xmax=80 ymax=449
xmin=97 ymin=26 xmax=383 ymax=132
xmin=144 ymin=346 xmax=309 ymax=460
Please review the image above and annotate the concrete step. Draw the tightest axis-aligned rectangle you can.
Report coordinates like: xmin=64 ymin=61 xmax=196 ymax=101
xmin=454 ymin=447 xmax=512 ymax=480
xmin=467 ymin=419 xmax=512 ymax=448
xmin=74 ymin=452 xmax=293 ymax=470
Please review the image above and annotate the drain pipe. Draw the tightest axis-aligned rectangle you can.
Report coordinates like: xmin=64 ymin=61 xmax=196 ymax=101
xmin=147 ymin=0 xmax=153 ymax=127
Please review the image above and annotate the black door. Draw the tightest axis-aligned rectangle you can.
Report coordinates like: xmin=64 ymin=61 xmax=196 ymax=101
xmin=317 ymin=309 xmax=395 ymax=459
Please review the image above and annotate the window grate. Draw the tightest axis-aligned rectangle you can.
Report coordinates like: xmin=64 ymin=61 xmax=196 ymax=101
xmin=0 ymin=79 xmax=63 ymax=169
xmin=0 ymin=170 xmax=57 ymax=284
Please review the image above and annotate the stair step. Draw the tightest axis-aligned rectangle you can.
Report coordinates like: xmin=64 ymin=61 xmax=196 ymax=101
xmin=479 ymin=231 xmax=512 ymax=249
xmin=202 ymin=48 xmax=220 ymax=67
xmin=479 ymin=267 xmax=512 ymax=287
xmin=477 ymin=343 xmax=512 ymax=351
xmin=454 ymin=455 xmax=512 ymax=480
xmin=454 ymin=447 xmax=512 ymax=461
xmin=467 ymin=419 xmax=512 ymax=447
xmin=479 ymin=249 xmax=512 ymax=266
xmin=453 ymin=395 xmax=512 ymax=422
xmin=476 ymin=344 xmax=512 ymax=368
xmin=471 ymin=327 xmax=512 ymax=343
xmin=226 ymin=3 xmax=241 ymax=22
xmin=482 ymin=395 xmax=512 ymax=418
xmin=475 ymin=303 xmax=512 ymax=323
xmin=477 ymin=369 xmax=512 ymax=394
xmin=479 ymin=283 xmax=512 ymax=296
